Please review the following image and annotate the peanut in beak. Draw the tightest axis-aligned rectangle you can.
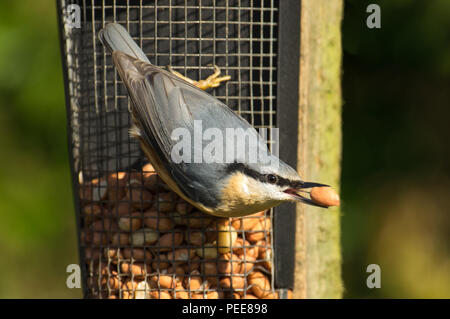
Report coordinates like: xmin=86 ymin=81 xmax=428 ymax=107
xmin=310 ymin=186 xmax=340 ymax=207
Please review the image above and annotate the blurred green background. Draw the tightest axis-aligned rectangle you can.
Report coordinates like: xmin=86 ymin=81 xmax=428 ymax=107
xmin=0 ymin=1 xmax=448 ymax=298
xmin=0 ymin=1 xmax=79 ymax=298
xmin=342 ymin=0 xmax=449 ymax=298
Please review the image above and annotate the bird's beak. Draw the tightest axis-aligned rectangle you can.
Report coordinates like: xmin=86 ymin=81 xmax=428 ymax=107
xmin=284 ymin=181 xmax=332 ymax=208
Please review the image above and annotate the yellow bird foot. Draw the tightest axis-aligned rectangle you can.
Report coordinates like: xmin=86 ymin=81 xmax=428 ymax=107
xmin=167 ymin=65 xmax=231 ymax=91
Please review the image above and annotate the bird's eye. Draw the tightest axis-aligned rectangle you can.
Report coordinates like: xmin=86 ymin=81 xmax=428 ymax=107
xmin=266 ymin=174 xmax=278 ymax=184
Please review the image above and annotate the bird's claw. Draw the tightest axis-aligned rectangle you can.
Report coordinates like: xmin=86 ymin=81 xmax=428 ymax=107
xmin=167 ymin=65 xmax=231 ymax=91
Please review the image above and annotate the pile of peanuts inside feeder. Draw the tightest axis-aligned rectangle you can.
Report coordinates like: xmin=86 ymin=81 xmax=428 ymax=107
xmin=79 ymin=163 xmax=292 ymax=299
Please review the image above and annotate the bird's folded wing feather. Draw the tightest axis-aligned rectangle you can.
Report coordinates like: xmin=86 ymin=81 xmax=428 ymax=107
xmin=113 ymin=52 xmax=264 ymax=205
xmin=99 ymin=23 xmax=151 ymax=63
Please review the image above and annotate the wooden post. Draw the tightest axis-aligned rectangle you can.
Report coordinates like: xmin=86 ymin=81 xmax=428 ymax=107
xmin=294 ymin=0 xmax=344 ymax=298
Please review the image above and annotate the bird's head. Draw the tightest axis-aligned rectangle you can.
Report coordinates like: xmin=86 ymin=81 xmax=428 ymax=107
xmin=218 ymin=158 xmax=338 ymax=216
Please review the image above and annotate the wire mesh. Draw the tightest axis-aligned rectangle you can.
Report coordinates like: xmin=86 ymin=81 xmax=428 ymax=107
xmin=59 ymin=0 xmax=288 ymax=299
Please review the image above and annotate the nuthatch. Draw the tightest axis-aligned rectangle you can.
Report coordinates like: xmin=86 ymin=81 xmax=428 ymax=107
xmin=99 ymin=23 xmax=338 ymax=217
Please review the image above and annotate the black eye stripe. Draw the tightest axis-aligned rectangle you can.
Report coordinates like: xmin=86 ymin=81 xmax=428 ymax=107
xmin=226 ymin=162 xmax=301 ymax=188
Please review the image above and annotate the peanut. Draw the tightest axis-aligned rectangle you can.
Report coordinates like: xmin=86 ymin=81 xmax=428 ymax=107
xmin=120 ymin=262 xmax=150 ymax=278
xmin=143 ymin=210 xmax=174 ymax=231
xmin=152 ymin=254 xmax=170 ymax=270
xmin=184 ymin=231 xmax=205 ymax=246
xmin=121 ymin=280 xmax=138 ymax=299
xmin=149 ymin=290 xmax=172 ymax=299
xmin=110 ymin=232 xmax=130 ymax=246
xmin=217 ymin=224 xmax=238 ymax=254
xmin=191 ymin=291 xmax=220 ymax=299
xmin=258 ymin=244 xmax=272 ymax=272
xmin=158 ymin=232 xmax=183 ymax=251
xmin=246 ymin=217 xmax=271 ymax=243
xmin=83 ymin=204 xmax=107 ymax=219
xmin=195 ymin=244 xmax=218 ymax=259
xmin=101 ymin=274 xmax=120 ymax=290
xmin=90 ymin=219 xmax=113 ymax=232
xmin=84 ymin=247 xmax=100 ymax=262
xmin=310 ymin=186 xmax=340 ymax=207
xmin=112 ymin=202 xmax=133 ymax=217
xmin=150 ymin=274 xmax=176 ymax=289
xmin=167 ymin=265 xmax=185 ymax=276
xmin=219 ymin=276 xmax=245 ymax=289
xmin=248 ymin=271 xmax=272 ymax=298
xmin=125 ymin=187 xmax=153 ymax=210
xmin=118 ymin=212 xmax=143 ymax=232
xmin=142 ymin=163 xmax=155 ymax=174
xmin=218 ymin=253 xmax=242 ymax=275
xmin=182 ymin=255 xmax=200 ymax=273
xmin=287 ymin=290 xmax=293 ymax=299
xmin=171 ymin=212 xmax=185 ymax=226
xmin=232 ymin=237 xmax=246 ymax=255
xmin=103 ymin=247 xmax=123 ymax=262
xmin=202 ymin=262 xmax=219 ymax=286
xmin=134 ymin=280 xmax=150 ymax=299
xmin=239 ymin=256 xmax=256 ymax=273
xmin=175 ymin=200 xmax=193 ymax=215
xmin=174 ymin=290 xmax=189 ymax=299
xmin=142 ymin=163 xmax=166 ymax=191
xmin=183 ymin=270 xmax=202 ymax=291
xmin=121 ymin=248 xmax=152 ymax=262
xmin=90 ymin=231 xmax=108 ymax=245
xmin=184 ymin=210 xmax=212 ymax=228
xmin=167 ymin=248 xmax=196 ymax=264
xmin=107 ymin=171 xmax=128 ymax=202
xmin=152 ymin=192 xmax=177 ymax=212
xmin=130 ymin=228 xmax=158 ymax=246
xmin=80 ymin=177 xmax=108 ymax=202
xmin=205 ymin=225 xmax=219 ymax=243
xmin=231 ymin=211 xmax=264 ymax=230
xmin=127 ymin=172 xmax=143 ymax=188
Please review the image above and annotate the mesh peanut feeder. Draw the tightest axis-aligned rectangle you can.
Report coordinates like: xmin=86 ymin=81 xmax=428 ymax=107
xmin=58 ymin=0 xmax=300 ymax=299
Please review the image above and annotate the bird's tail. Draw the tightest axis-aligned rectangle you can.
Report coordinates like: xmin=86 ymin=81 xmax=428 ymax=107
xmin=99 ymin=23 xmax=151 ymax=63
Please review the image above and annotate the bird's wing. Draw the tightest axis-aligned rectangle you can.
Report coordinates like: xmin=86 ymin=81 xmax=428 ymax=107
xmin=112 ymin=51 xmax=265 ymax=206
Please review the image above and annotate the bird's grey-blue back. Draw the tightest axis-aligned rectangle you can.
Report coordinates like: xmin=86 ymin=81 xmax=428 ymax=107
xmin=116 ymin=56 xmax=278 ymax=207
xmin=100 ymin=23 xmax=295 ymax=208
